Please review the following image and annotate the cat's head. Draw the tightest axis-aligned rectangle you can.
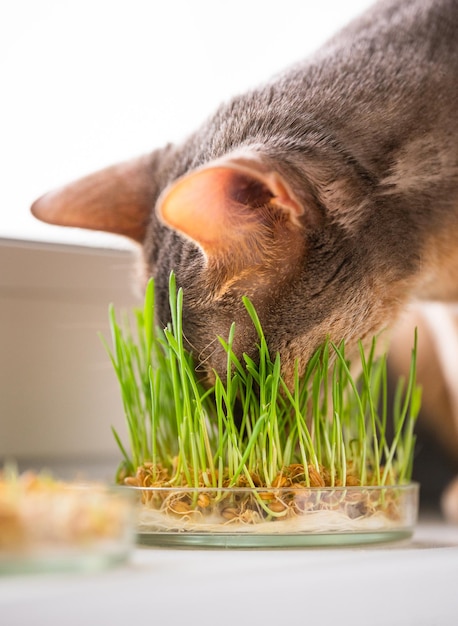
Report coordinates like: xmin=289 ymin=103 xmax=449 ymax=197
xmin=31 ymin=142 xmax=412 ymax=386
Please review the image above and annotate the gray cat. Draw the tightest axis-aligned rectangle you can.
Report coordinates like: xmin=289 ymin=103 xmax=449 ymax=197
xmin=32 ymin=0 xmax=458 ymax=436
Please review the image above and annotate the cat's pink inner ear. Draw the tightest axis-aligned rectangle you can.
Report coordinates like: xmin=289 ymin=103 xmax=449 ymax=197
xmin=30 ymin=154 xmax=156 ymax=243
xmin=158 ymin=163 xmax=303 ymax=254
xmin=158 ymin=168 xmax=234 ymax=251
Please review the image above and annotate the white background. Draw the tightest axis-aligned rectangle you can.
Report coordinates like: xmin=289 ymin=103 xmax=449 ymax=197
xmin=1 ymin=0 xmax=373 ymax=248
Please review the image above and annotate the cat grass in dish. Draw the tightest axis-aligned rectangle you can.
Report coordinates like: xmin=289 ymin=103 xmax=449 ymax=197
xmin=103 ymin=275 xmax=420 ymax=546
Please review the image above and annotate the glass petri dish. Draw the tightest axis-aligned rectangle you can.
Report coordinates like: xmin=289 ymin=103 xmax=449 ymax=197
xmin=131 ymin=483 xmax=419 ymax=548
xmin=0 ymin=476 xmax=135 ymax=574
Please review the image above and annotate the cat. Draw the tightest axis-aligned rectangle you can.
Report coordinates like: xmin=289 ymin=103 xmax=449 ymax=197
xmin=31 ymin=0 xmax=458 ymax=512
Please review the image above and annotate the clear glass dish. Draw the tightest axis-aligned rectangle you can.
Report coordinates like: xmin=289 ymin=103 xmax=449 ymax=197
xmin=132 ymin=483 xmax=419 ymax=547
xmin=0 ymin=478 xmax=135 ymax=574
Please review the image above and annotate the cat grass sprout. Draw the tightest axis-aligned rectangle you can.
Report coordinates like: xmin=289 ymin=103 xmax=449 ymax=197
xmin=102 ymin=274 xmax=421 ymax=539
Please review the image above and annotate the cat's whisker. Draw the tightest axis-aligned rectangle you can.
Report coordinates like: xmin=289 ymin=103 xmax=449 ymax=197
xmin=180 ymin=328 xmax=201 ymax=355
xmin=194 ymin=339 xmax=220 ymax=373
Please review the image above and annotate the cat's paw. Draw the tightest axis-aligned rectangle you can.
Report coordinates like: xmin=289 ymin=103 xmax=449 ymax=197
xmin=441 ymin=477 xmax=458 ymax=523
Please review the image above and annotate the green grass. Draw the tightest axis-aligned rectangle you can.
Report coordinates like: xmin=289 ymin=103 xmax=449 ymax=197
xmin=101 ymin=273 xmax=421 ymax=489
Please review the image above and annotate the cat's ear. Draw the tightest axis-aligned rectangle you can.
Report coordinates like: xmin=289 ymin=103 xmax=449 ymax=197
xmin=31 ymin=153 xmax=159 ymax=243
xmin=157 ymin=154 xmax=304 ymax=256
